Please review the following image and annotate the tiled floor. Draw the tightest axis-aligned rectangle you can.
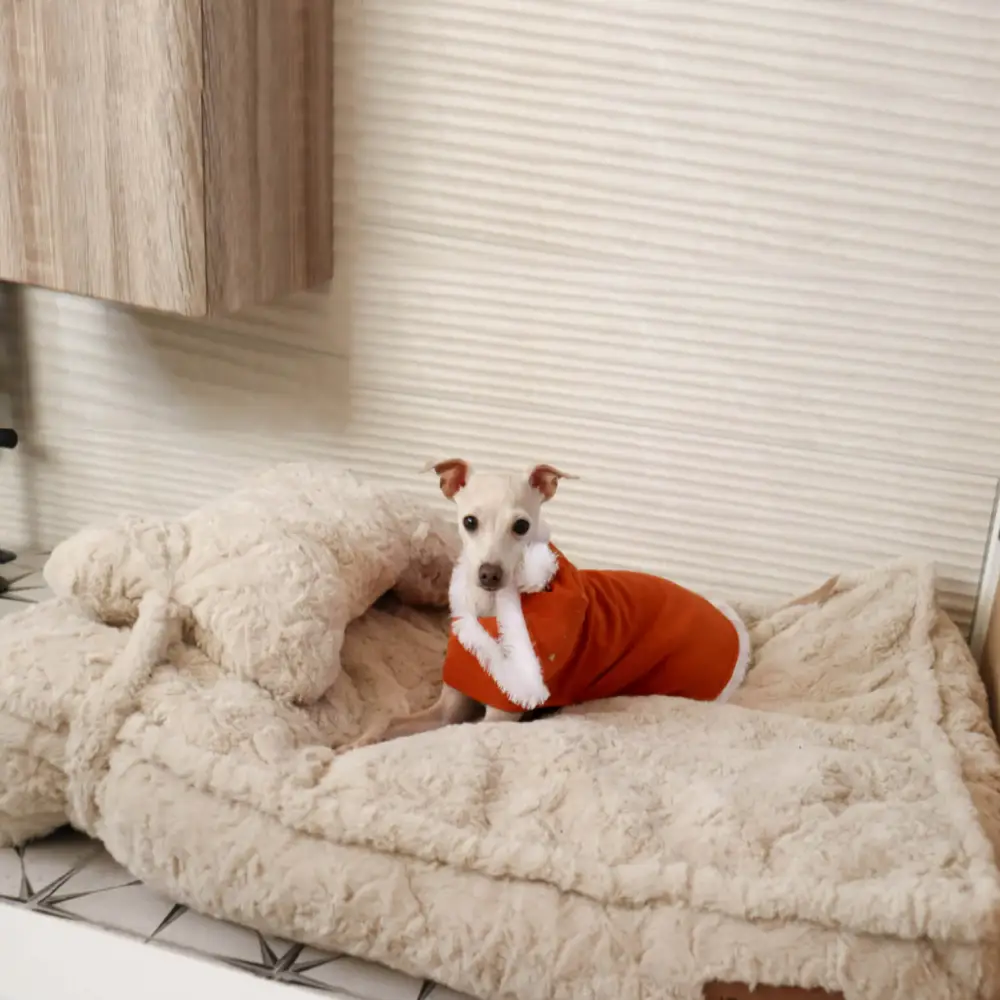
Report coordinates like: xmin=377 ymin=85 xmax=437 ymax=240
xmin=0 ymin=552 xmax=470 ymax=1000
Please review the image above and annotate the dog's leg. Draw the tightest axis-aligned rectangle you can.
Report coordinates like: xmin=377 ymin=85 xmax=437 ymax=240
xmin=339 ymin=685 xmax=480 ymax=753
xmin=482 ymin=706 xmax=523 ymax=723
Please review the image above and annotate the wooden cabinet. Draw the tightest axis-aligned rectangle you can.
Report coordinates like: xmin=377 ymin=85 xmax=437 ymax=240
xmin=0 ymin=1 xmax=333 ymax=316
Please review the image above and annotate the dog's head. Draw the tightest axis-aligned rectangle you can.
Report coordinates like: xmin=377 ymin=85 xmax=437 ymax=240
xmin=425 ymin=459 xmax=575 ymax=595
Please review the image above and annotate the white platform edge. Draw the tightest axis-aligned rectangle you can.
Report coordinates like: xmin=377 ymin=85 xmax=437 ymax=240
xmin=0 ymin=906 xmax=339 ymax=1000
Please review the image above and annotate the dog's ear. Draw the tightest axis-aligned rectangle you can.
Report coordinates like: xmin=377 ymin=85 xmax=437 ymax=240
xmin=422 ymin=458 xmax=470 ymax=499
xmin=528 ymin=464 xmax=577 ymax=502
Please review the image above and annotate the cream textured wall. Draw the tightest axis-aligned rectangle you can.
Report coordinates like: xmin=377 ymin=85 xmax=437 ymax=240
xmin=2 ymin=0 xmax=1000 ymax=628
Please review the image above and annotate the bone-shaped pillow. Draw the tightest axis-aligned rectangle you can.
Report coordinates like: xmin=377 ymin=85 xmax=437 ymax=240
xmin=44 ymin=463 xmax=458 ymax=702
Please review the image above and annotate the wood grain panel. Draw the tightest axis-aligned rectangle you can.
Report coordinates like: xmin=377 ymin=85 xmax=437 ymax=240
xmin=0 ymin=1 xmax=206 ymax=313
xmin=202 ymin=0 xmax=334 ymax=313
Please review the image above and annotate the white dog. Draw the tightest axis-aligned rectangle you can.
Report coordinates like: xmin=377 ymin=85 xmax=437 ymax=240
xmin=341 ymin=459 xmax=765 ymax=753
xmin=342 ymin=460 xmax=568 ymax=751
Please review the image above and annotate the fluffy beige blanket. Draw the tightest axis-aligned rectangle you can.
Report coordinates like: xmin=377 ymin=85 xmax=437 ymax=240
xmin=1 ymin=464 xmax=999 ymax=1000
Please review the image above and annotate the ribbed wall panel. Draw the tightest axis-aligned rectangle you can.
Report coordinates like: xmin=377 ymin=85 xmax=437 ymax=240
xmin=345 ymin=228 xmax=999 ymax=474
xmin=1 ymin=0 xmax=998 ymax=630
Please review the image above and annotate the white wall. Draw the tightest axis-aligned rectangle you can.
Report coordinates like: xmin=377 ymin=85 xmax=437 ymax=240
xmin=3 ymin=0 xmax=1000 ymax=626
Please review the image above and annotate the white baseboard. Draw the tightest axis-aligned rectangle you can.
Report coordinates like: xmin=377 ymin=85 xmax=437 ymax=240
xmin=0 ymin=907 xmax=325 ymax=1000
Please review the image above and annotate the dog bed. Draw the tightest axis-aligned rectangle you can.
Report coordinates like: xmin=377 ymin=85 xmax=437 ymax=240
xmin=1 ymin=462 xmax=999 ymax=1000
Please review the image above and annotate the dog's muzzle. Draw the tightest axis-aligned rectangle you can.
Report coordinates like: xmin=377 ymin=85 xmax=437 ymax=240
xmin=477 ymin=562 xmax=504 ymax=591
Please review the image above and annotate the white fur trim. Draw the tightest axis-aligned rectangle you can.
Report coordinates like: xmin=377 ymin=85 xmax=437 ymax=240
xmin=712 ymin=598 xmax=751 ymax=704
xmin=453 ymin=614 xmax=500 ymax=664
xmin=448 ymin=560 xmax=550 ymax=710
xmin=516 ymin=542 xmax=558 ymax=593
xmin=450 ymin=562 xmax=504 ymax=665
xmin=494 ymin=586 xmax=550 ymax=709
xmin=448 ymin=561 xmax=478 ymax=620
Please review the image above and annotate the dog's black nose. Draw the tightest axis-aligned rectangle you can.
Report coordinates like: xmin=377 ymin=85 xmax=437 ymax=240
xmin=478 ymin=562 xmax=504 ymax=591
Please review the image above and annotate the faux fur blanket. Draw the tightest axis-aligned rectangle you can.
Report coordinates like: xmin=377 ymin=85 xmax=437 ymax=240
xmin=1 ymin=464 xmax=999 ymax=1000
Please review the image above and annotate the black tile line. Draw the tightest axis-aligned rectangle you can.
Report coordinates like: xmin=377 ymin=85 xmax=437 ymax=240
xmin=0 ymin=568 xmax=37 ymax=586
xmin=417 ymin=982 xmax=437 ymax=1000
xmin=274 ymin=942 xmax=306 ymax=975
xmin=257 ymin=931 xmax=279 ymax=968
xmin=25 ymin=846 xmax=103 ymax=904
xmin=143 ymin=935 xmax=265 ymax=972
xmin=279 ymin=970 xmax=371 ymax=997
xmin=226 ymin=956 xmax=374 ymax=996
xmin=25 ymin=869 xmax=73 ymax=905
xmin=12 ymin=897 xmax=374 ymax=999
xmin=147 ymin=902 xmax=189 ymax=941
xmin=219 ymin=957 xmax=281 ymax=979
xmin=0 ymin=593 xmax=43 ymax=605
xmin=15 ymin=846 xmax=28 ymax=902
xmin=45 ymin=878 xmax=143 ymax=906
xmin=24 ymin=858 xmax=101 ymax=907
xmin=291 ymin=953 xmax=346 ymax=973
xmin=31 ymin=903 xmax=84 ymax=922
xmin=4 ymin=899 xmax=84 ymax=923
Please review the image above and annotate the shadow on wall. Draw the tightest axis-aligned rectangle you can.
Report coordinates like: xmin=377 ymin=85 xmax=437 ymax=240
xmin=103 ymin=25 xmax=357 ymax=437
xmin=107 ymin=3 xmax=362 ymax=440
xmin=103 ymin=273 xmax=353 ymax=438
xmin=0 ymin=284 xmax=39 ymax=549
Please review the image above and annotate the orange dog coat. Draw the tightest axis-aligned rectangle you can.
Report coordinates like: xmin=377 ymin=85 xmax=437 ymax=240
xmin=444 ymin=546 xmax=749 ymax=712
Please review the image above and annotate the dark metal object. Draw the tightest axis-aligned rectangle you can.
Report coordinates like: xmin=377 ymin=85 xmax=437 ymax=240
xmin=0 ymin=280 xmax=20 ymax=589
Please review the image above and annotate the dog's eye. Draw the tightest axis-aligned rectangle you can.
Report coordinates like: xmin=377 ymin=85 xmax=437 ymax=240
xmin=511 ymin=518 xmax=530 ymax=536
xmin=462 ymin=515 xmax=479 ymax=532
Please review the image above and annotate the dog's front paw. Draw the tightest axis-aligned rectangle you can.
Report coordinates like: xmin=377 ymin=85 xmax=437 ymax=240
xmin=512 ymin=675 xmax=551 ymax=711
xmin=489 ymin=651 xmax=551 ymax=711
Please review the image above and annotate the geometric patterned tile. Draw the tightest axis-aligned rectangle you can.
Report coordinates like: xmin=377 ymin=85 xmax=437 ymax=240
xmin=42 ymin=848 xmax=137 ymax=898
xmin=7 ymin=587 xmax=54 ymax=604
xmin=251 ymin=934 xmax=302 ymax=972
xmin=153 ymin=908 xmax=266 ymax=964
xmin=0 ymin=565 xmax=36 ymax=587
xmin=2 ymin=570 xmax=53 ymax=602
xmin=0 ymin=566 xmax=53 ymax=610
xmin=0 ymin=551 xmax=47 ymax=585
xmin=5 ymin=550 xmax=47 ymax=570
xmin=419 ymin=985 xmax=476 ymax=1000
xmin=6 ymin=569 xmax=45 ymax=591
xmin=19 ymin=830 xmax=101 ymax=900
xmin=53 ymin=881 xmax=177 ymax=937
xmin=1 ymin=549 xmax=50 ymax=601
xmin=0 ymin=829 xmax=473 ymax=999
xmin=0 ymin=598 xmax=32 ymax=618
xmin=262 ymin=934 xmax=298 ymax=958
xmin=289 ymin=945 xmax=345 ymax=967
xmin=199 ymin=933 xmax=301 ymax=981
xmin=0 ymin=847 xmax=24 ymax=899
xmin=0 ymin=542 xmax=51 ymax=600
xmin=283 ymin=952 xmax=426 ymax=1000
